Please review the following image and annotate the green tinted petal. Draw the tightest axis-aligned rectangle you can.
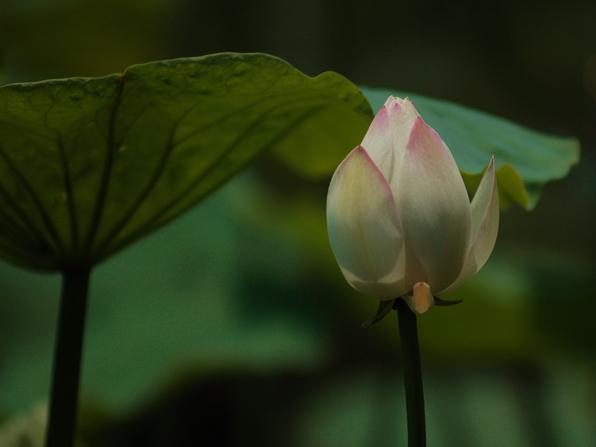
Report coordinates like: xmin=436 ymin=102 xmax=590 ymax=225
xmin=439 ymin=157 xmax=499 ymax=295
xmin=327 ymin=146 xmax=406 ymax=299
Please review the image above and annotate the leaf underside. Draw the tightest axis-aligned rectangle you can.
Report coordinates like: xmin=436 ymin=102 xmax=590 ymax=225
xmin=0 ymin=53 xmax=372 ymax=271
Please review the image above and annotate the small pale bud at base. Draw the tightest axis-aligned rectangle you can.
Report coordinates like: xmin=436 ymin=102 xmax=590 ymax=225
xmin=403 ymin=282 xmax=434 ymax=315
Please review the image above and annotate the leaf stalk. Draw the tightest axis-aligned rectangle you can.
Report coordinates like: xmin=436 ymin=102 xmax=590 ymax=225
xmin=45 ymin=267 xmax=92 ymax=447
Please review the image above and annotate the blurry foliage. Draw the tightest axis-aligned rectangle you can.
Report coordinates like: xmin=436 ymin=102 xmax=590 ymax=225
xmin=0 ymin=174 xmax=327 ymax=413
xmin=0 ymin=0 xmax=595 ymax=446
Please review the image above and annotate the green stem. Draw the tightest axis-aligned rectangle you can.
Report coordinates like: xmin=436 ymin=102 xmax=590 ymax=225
xmin=396 ymin=298 xmax=426 ymax=447
xmin=45 ymin=267 xmax=92 ymax=447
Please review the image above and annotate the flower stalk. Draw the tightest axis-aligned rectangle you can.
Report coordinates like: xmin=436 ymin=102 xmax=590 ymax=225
xmin=326 ymin=95 xmax=500 ymax=446
xmin=396 ymin=298 xmax=426 ymax=447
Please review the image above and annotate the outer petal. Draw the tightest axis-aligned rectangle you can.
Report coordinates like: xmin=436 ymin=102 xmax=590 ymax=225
xmin=397 ymin=117 xmax=472 ymax=293
xmin=327 ymin=146 xmax=407 ymax=299
xmin=438 ymin=157 xmax=499 ymax=295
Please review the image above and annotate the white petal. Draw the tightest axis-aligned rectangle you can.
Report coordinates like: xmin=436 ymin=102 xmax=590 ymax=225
xmin=327 ymin=146 xmax=407 ymax=299
xmin=396 ymin=117 xmax=472 ymax=292
xmin=438 ymin=157 xmax=499 ymax=295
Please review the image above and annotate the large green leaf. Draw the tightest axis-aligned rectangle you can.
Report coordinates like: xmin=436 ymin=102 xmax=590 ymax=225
xmin=0 ymin=53 xmax=372 ymax=271
xmin=361 ymin=87 xmax=580 ymax=210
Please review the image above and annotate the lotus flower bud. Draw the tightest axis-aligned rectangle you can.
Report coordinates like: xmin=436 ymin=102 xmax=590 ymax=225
xmin=327 ymin=96 xmax=499 ymax=318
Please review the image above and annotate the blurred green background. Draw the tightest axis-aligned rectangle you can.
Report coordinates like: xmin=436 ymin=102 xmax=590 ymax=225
xmin=0 ymin=0 xmax=595 ymax=446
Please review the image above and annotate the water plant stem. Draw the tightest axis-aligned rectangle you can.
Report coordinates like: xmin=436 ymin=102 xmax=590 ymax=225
xmin=45 ymin=267 xmax=92 ymax=447
xmin=396 ymin=298 xmax=427 ymax=447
